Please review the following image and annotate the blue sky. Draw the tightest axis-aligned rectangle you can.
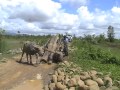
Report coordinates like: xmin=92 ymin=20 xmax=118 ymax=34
xmin=89 ymin=0 xmax=120 ymax=11
xmin=0 ymin=0 xmax=120 ymax=38
xmin=54 ymin=0 xmax=120 ymax=13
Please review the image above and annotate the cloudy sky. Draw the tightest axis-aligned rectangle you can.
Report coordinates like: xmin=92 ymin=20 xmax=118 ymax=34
xmin=0 ymin=0 xmax=120 ymax=37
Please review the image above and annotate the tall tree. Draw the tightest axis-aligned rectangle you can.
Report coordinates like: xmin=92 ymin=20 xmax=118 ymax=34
xmin=0 ymin=29 xmax=5 ymax=40
xmin=0 ymin=29 xmax=6 ymax=53
xmin=107 ymin=25 xmax=115 ymax=42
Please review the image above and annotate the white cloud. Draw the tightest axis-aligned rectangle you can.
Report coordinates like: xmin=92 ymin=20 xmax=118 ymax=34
xmin=0 ymin=19 xmax=42 ymax=34
xmin=50 ymin=12 xmax=78 ymax=26
xmin=111 ymin=7 xmax=120 ymax=14
xmin=0 ymin=0 xmax=78 ymax=34
xmin=0 ymin=0 xmax=120 ymax=38
xmin=8 ymin=0 xmax=61 ymax=22
xmin=77 ymin=6 xmax=94 ymax=22
xmin=75 ymin=6 xmax=120 ymax=37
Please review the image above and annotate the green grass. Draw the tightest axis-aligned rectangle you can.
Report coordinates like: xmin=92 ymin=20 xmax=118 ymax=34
xmin=71 ymin=56 xmax=120 ymax=81
xmin=69 ymin=38 xmax=120 ymax=82
xmin=0 ymin=39 xmax=21 ymax=61
xmin=95 ymin=42 xmax=120 ymax=59
xmin=0 ymin=35 xmax=50 ymax=61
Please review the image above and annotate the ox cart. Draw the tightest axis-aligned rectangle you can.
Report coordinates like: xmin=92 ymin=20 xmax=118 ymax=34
xmin=40 ymin=34 xmax=68 ymax=63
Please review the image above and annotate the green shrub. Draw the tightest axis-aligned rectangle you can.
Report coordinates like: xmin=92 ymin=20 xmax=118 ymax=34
xmin=96 ymin=34 xmax=106 ymax=43
xmin=71 ymin=37 xmax=120 ymax=65
xmin=69 ymin=36 xmax=120 ymax=82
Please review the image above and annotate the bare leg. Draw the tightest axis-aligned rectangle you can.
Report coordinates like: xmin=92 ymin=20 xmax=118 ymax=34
xmin=48 ymin=53 xmax=53 ymax=64
xmin=35 ymin=53 xmax=38 ymax=64
xmin=19 ymin=51 xmax=24 ymax=63
xmin=30 ymin=55 xmax=32 ymax=64
xmin=26 ymin=53 xmax=29 ymax=64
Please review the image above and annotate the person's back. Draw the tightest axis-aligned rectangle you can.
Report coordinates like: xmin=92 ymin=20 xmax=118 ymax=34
xmin=62 ymin=35 xmax=68 ymax=56
xmin=63 ymin=35 xmax=69 ymax=43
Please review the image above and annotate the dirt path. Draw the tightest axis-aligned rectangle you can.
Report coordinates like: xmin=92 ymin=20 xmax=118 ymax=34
xmin=0 ymin=55 xmax=56 ymax=90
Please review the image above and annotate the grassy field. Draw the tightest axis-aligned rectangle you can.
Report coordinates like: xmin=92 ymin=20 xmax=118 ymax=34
xmin=69 ymin=37 xmax=120 ymax=83
xmin=0 ymin=34 xmax=120 ymax=84
xmin=0 ymin=35 xmax=50 ymax=60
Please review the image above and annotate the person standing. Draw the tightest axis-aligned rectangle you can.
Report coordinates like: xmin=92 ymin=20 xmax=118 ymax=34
xmin=63 ymin=35 xmax=69 ymax=56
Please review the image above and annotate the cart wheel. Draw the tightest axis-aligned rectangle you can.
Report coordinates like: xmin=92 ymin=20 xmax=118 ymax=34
xmin=52 ymin=52 xmax=63 ymax=62
xmin=58 ymin=52 xmax=64 ymax=62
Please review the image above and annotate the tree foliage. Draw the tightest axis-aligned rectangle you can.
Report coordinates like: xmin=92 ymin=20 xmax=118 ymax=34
xmin=0 ymin=29 xmax=5 ymax=40
xmin=107 ymin=25 xmax=115 ymax=42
